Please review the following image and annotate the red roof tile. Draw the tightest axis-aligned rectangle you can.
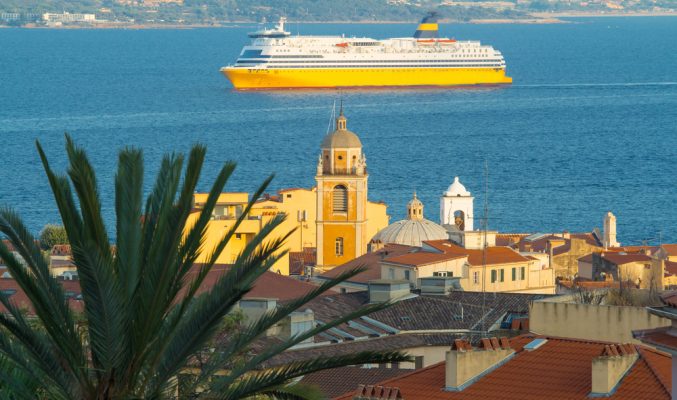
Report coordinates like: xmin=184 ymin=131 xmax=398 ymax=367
xmin=50 ymin=244 xmax=72 ymax=256
xmin=320 ymin=244 xmax=416 ymax=284
xmin=424 ymin=240 xmax=529 ymax=266
xmin=191 ymin=264 xmax=319 ymax=301
xmin=665 ymin=260 xmax=677 ymax=276
xmin=601 ymin=253 xmax=652 ymax=266
xmin=288 ymin=247 xmax=316 ymax=275
xmin=660 ymin=291 xmax=677 ymax=308
xmin=336 ymin=335 xmax=671 ymax=400
xmin=662 ymin=244 xmax=677 ymax=256
xmin=384 ymin=251 xmax=466 ymax=267
xmin=578 ymin=253 xmax=594 ymax=263
xmin=633 ymin=327 xmax=677 ymax=352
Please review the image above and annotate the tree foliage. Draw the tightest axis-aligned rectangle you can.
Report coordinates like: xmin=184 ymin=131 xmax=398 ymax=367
xmin=0 ymin=135 xmax=408 ymax=399
xmin=38 ymin=224 xmax=68 ymax=250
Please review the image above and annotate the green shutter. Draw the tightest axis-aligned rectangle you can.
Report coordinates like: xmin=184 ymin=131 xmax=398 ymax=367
xmin=512 ymin=267 xmax=516 ymax=281
xmin=521 ymin=266 xmax=526 ymax=281
xmin=491 ymin=270 xmax=496 ymax=283
xmin=500 ymin=269 xmax=505 ymax=282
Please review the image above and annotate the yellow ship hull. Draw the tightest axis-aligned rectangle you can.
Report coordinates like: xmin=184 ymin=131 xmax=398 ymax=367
xmin=221 ymin=67 xmax=512 ymax=90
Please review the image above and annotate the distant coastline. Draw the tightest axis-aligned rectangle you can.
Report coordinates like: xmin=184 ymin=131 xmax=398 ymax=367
xmin=7 ymin=12 xmax=676 ymax=30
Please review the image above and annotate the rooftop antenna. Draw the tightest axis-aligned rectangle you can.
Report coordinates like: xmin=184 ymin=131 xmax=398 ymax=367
xmin=481 ymin=159 xmax=489 ymax=336
xmin=326 ymin=99 xmax=336 ymax=135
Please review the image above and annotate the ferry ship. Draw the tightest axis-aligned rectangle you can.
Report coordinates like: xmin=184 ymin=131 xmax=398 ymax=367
xmin=221 ymin=13 xmax=512 ymax=89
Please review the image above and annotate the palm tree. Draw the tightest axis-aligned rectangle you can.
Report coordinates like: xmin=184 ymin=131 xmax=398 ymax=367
xmin=0 ymin=136 xmax=408 ymax=399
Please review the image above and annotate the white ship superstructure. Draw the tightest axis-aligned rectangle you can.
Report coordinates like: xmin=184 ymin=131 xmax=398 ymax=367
xmin=221 ymin=14 xmax=512 ymax=89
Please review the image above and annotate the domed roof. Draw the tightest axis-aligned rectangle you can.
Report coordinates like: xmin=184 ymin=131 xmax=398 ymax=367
xmin=445 ymin=176 xmax=471 ymax=197
xmin=371 ymin=219 xmax=448 ymax=247
xmin=321 ymin=110 xmax=362 ymax=149
xmin=372 ymin=193 xmax=448 ymax=247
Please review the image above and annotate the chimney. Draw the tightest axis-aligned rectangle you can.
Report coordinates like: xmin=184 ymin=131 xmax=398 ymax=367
xmin=562 ymin=230 xmax=571 ymax=240
xmin=353 ymin=385 xmax=402 ymax=400
xmin=368 ymin=280 xmax=411 ymax=303
xmin=445 ymin=337 xmax=514 ymax=391
xmin=590 ymin=344 xmax=638 ymax=396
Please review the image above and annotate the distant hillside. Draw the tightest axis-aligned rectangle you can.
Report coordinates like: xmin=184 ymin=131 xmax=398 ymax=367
xmin=0 ymin=0 xmax=674 ymax=25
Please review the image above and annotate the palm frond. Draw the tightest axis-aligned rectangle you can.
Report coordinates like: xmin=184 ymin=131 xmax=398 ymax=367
xmin=214 ymin=351 xmax=410 ymax=400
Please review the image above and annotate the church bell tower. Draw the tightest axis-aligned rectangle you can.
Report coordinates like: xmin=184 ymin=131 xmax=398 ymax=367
xmin=315 ymin=108 xmax=368 ymax=272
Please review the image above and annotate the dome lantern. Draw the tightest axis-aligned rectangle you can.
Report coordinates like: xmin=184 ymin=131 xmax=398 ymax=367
xmin=407 ymin=192 xmax=424 ymax=221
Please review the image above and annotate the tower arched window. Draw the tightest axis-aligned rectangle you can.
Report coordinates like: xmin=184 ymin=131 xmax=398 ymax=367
xmin=335 ymin=237 xmax=344 ymax=256
xmin=333 ymin=185 xmax=348 ymax=213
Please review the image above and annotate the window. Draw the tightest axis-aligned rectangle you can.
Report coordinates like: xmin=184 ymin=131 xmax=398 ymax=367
xmin=500 ymin=269 xmax=505 ymax=282
xmin=521 ymin=266 xmax=526 ymax=281
xmin=389 ymin=268 xmax=395 ymax=280
xmin=335 ymin=237 xmax=344 ymax=256
xmin=491 ymin=270 xmax=497 ymax=283
xmin=404 ymin=270 xmax=410 ymax=281
xmin=235 ymin=233 xmax=242 ymax=240
xmin=333 ymin=185 xmax=348 ymax=213
xmin=512 ymin=267 xmax=516 ymax=281
xmin=473 ymin=271 xmax=479 ymax=284
xmin=433 ymin=271 xmax=453 ymax=277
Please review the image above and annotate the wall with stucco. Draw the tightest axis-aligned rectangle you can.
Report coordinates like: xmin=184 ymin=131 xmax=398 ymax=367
xmin=530 ymin=299 xmax=670 ymax=345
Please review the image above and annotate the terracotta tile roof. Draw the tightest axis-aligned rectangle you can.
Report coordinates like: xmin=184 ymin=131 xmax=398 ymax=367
xmin=600 ymin=252 xmax=652 ymax=265
xmin=578 ymin=253 xmax=594 ymax=263
xmin=191 ymin=264 xmax=319 ymax=301
xmin=665 ymin=260 xmax=677 ymax=276
xmin=0 ymin=240 xmax=17 ymax=252
xmin=337 ymin=335 xmax=671 ymax=400
xmin=557 ymin=278 xmax=636 ymax=290
xmin=660 ymin=291 xmax=677 ymax=308
xmin=494 ymin=234 xmax=529 ymax=248
xmin=633 ymin=326 xmax=677 ymax=352
xmin=300 ymin=366 xmax=408 ymax=399
xmin=278 ymin=187 xmax=310 ymax=193
xmin=265 ymin=333 xmax=461 ymax=368
xmin=0 ymin=278 xmax=83 ymax=314
xmin=296 ymin=291 xmax=547 ymax=343
xmin=661 ymin=244 xmax=677 ymax=256
xmin=508 ymin=233 xmax=602 ymax=256
xmin=607 ymin=245 xmax=659 ymax=256
xmin=1 ymin=264 xmax=319 ymax=315
xmin=319 ymin=244 xmax=416 ymax=284
xmin=50 ymin=244 xmax=72 ymax=256
xmin=423 ymin=240 xmax=530 ymax=266
xmin=365 ymin=291 xmax=547 ymax=332
xmin=288 ymin=247 xmax=316 ymax=275
xmin=384 ymin=251 xmax=466 ymax=267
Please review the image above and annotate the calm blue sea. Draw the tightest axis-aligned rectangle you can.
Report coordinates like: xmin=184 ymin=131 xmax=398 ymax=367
xmin=0 ymin=17 xmax=675 ymax=243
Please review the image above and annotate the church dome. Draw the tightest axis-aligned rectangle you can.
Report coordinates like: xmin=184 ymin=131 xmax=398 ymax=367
xmin=445 ymin=176 xmax=471 ymax=197
xmin=371 ymin=193 xmax=448 ymax=247
xmin=321 ymin=110 xmax=362 ymax=149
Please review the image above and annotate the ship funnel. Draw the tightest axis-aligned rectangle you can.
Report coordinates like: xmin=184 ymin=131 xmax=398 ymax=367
xmin=413 ymin=12 xmax=439 ymax=39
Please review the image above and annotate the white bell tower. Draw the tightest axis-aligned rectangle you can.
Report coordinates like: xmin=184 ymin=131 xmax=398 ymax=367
xmin=440 ymin=176 xmax=474 ymax=231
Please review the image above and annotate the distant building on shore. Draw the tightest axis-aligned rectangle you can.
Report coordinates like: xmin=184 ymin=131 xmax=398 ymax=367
xmin=42 ymin=12 xmax=97 ymax=24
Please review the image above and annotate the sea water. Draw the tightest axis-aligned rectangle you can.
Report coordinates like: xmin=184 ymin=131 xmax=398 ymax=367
xmin=0 ymin=17 xmax=675 ymax=243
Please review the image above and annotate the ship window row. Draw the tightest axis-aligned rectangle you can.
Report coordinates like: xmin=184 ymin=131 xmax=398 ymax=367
xmin=352 ymin=42 xmax=380 ymax=46
xmin=270 ymin=55 xmax=324 ymax=58
xmin=237 ymin=59 xmax=501 ymax=64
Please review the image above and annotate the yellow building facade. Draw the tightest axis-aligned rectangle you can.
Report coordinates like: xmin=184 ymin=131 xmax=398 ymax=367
xmin=187 ymin=109 xmax=389 ymax=275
